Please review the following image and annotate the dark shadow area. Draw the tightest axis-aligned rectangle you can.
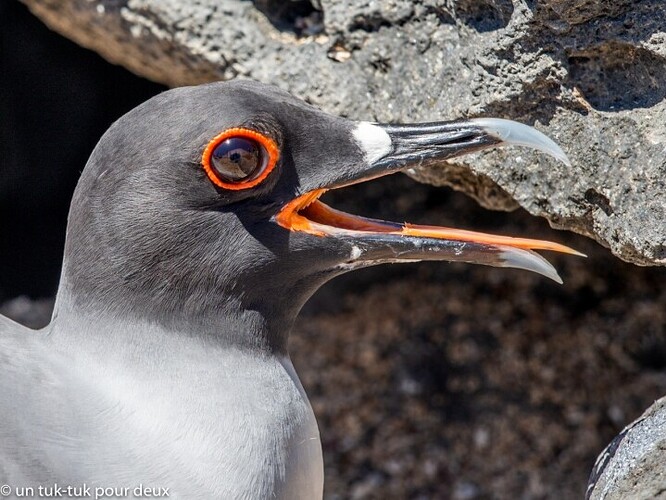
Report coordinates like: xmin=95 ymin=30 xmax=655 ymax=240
xmin=455 ymin=0 xmax=514 ymax=32
xmin=568 ymin=42 xmax=666 ymax=111
xmin=252 ymin=0 xmax=324 ymax=36
xmin=539 ymin=0 xmax=633 ymax=25
xmin=626 ymin=330 xmax=666 ymax=371
xmin=0 ymin=0 xmax=166 ymax=301
xmin=348 ymin=12 xmax=394 ymax=33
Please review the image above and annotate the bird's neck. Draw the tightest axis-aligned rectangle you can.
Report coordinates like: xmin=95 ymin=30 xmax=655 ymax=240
xmin=44 ymin=305 xmax=324 ymax=499
xmin=51 ymin=282 xmax=299 ymax=354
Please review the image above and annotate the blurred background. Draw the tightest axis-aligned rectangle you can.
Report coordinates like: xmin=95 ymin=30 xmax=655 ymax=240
xmin=2 ymin=0 xmax=666 ymax=498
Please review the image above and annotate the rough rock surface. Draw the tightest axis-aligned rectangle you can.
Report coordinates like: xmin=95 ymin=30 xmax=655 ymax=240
xmin=19 ymin=0 xmax=666 ymax=267
xmin=587 ymin=396 xmax=666 ymax=500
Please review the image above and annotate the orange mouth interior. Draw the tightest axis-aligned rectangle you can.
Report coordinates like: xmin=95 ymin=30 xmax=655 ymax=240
xmin=275 ymin=189 xmax=583 ymax=256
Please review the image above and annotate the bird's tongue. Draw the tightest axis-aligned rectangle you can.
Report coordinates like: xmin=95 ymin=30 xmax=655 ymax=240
xmin=298 ymin=199 xmax=581 ymax=256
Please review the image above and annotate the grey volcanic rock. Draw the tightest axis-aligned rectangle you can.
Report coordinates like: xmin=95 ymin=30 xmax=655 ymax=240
xmin=587 ymin=397 xmax=666 ymax=500
xmin=19 ymin=0 xmax=666 ymax=267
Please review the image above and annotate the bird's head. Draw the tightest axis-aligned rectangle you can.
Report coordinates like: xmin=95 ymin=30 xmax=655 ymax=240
xmin=58 ymin=80 xmax=581 ymax=349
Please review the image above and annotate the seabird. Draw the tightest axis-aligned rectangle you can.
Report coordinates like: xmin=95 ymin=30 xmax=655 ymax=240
xmin=0 ymin=80 xmax=581 ymax=499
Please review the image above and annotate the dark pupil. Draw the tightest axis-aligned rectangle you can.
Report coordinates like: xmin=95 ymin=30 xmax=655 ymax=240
xmin=211 ymin=138 xmax=263 ymax=182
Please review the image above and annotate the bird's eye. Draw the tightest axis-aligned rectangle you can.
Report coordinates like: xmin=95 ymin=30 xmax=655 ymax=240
xmin=211 ymin=137 xmax=264 ymax=182
xmin=202 ymin=128 xmax=279 ymax=190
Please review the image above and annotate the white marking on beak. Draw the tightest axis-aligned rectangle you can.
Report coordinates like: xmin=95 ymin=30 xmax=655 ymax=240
xmin=350 ymin=245 xmax=363 ymax=260
xmin=353 ymin=122 xmax=392 ymax=164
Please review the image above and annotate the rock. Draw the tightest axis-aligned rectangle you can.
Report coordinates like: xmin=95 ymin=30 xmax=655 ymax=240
xmin=587 ymin=396 xmax=666 ymax=500
xmin=18 ymin=0 xmax=666 ymax=267
xmin=0 ymin=296 xmax=54 ymax=329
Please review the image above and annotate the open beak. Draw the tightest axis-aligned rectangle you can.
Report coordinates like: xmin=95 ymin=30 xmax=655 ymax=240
xmin=275 ymin=118 xmax=584 ymax=283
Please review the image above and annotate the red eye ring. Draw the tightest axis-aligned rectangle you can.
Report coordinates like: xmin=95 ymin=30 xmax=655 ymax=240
xmin=202 ymin=127 xmax=279 ymax=190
